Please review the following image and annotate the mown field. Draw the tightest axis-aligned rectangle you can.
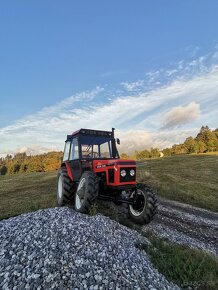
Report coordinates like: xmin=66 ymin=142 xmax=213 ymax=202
xmin=0 ymin=171 xmax=57 ymax=220
xmin=0 ymin=154 xmax=217 ymax=220
xmin=137 ymin=154 xmax=218 ymax=212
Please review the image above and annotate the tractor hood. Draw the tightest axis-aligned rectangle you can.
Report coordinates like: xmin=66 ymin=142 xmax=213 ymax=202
xmin=93 ymin=159 xmax=136 ymax=187
xmin=94 ymin=159 xmax=136 ymax=168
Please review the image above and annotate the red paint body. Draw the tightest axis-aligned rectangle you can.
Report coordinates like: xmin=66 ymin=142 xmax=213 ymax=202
xmin=64 ymin=159 xmax=136 ymax=187
xmin=61 ymin=128 xmax=136 ymax=189
xmin=93 ymin=159 xmax=136 ymax=187
xmin=65 ymin=163 xmax=74 ymax=181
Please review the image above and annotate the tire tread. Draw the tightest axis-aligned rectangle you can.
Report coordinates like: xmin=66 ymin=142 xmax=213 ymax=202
xmin=128 ymin=183 xmax=157 ymax=225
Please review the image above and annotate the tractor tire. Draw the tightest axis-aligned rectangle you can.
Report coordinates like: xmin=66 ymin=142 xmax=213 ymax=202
xmin=128 ymin=183 xmax=157 ymax=225
xmin=75 ymin=171 xmax=99 ymax=214
xmin=57 ymin=167 xmax=75 ymax=206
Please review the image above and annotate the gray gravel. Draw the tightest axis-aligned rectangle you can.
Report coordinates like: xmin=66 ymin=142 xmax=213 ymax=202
xmin=144 ymin=197 xmax=218 ymax=256
xmin=0 ymin=208 xmax=179 ymax=290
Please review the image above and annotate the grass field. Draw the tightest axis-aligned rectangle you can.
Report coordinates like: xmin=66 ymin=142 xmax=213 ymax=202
xmin=0 ymin=154 xmax=217 ymax=220
xmin=137 ymin=154 xmax=218 ymax=212
xmin=0 ymin=171 xmax=57 ymax=220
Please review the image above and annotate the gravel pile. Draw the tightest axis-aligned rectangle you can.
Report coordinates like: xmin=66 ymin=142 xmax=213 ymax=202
xmin=0 ymin=208 xmax=179 ymax=290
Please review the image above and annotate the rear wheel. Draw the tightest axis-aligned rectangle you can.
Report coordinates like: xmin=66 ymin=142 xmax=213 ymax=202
xmin=128 ymin=183 xmax=157 ymax=224
xmin=57 ymin=167 xmax=75 ymax=206
xmin=75 ymin=171 xmax=99 ymax=213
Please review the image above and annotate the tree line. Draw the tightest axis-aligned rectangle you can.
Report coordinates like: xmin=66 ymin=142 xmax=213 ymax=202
xmin=0 ymin=126 xmax=217 ymax=175
xmin=0 ymin=151 xmax=63 ymax=175
xmin=120 ymin=126 xmax=218 ymax=160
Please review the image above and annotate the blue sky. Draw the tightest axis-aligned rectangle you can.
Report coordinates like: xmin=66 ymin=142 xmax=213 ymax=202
xmin=0 ymin=1 xmax=218 ymax=155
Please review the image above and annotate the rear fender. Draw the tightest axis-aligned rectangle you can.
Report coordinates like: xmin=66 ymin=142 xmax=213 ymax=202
xmin=62 ymin=162 xmax=74 ymax=181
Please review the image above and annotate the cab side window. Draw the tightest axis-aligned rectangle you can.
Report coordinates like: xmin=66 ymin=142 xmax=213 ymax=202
xmin=70 ymin=138 xmax=79 ymax=160
xmin=63 ymin=142 xmax=71 ymax=161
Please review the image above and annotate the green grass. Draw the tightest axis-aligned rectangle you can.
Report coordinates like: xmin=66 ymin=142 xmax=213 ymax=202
xmin=1 ymin=154 xmax=217 ymax=220
xmin=137 ymin=154 xmax=218 ymax=212
xmin=191 ymin=151 xmax=218 ymax=156
xmin=136 ymin=232 xmax=218 ymax=290
xmin=0 ymin=171 xmax=57 ymax=220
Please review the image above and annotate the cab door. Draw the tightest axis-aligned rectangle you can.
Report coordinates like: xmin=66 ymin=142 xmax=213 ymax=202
xmin=68 ymin=138 xmax=82 ymax=181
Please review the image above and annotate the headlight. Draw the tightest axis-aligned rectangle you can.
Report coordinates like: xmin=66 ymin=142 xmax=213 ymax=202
xmin=120 ymin=170 xmax=126 ymax=177
xmin=130 ymin=169 xmax=135 ymax=176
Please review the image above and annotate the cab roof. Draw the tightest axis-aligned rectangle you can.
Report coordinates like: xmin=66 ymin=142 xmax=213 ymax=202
xmin=66 ymin=128 xmax=113 ymax=142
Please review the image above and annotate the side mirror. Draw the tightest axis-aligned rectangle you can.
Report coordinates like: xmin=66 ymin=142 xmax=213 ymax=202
xmin=117 ymin=138 xmax=120 ymax=145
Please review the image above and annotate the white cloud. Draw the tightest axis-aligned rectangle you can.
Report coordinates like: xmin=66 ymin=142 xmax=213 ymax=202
xmin=146 ymin=70 xmax=160 ymax=82
xmin=121 ymin=80 xmax=144 ymax=92
xmin=0 ymin=52 xmax=218 ymax=155
xmin=166 ymin=69 xmax=178 ymax=77
xmin=117 ymin=128 xmax=198 ymax=153
xmin=162 ymin=102 xmax=200 ymax=129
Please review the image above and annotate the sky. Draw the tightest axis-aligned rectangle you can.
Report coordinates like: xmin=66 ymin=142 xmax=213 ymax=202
xmin=0 ymin=1 xmax=218 ymax=156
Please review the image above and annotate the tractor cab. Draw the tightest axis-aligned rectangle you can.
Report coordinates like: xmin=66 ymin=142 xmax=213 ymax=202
xmin=62 ymin=128 xmax=136 ymax=189
xmin=63 ymin=128 xmax=119 ymax=161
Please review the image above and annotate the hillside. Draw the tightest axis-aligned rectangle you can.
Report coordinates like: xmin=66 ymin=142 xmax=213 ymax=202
xmin=0 ymin=171 xmax=57 ymax=220
xmin=0 ymin=151 xmax=63 ymax=175
xmin=0 ymin=154 xmax=217 ymax=222
xmin=137 ymin=154 xmax=218 ymax=212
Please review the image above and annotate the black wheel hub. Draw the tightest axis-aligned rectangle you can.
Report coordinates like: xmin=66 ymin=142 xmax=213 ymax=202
xmin=132 ymin=192 xmax=145 ymax=213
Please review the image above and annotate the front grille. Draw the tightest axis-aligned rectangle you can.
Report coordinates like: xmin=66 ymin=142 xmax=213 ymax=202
xmin=108 ymin=169 xmax=114 ymax=183
xmin=120 ymin=167 xmax=136 ymax=182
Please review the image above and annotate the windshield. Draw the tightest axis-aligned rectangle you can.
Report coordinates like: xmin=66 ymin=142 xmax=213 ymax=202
xmin=81 ymin=141 xmax=112 ymax=159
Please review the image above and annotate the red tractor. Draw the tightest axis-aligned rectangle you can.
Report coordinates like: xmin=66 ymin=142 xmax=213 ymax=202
xmin=57 ymin=128 xmax=157 ymax=224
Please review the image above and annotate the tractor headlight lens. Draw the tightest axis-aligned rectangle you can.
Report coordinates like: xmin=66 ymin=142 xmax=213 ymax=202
xmin=120 ymin=170 xmax=126 ymax=177
xmin=130 ymin=169 xmax=135 ymax=176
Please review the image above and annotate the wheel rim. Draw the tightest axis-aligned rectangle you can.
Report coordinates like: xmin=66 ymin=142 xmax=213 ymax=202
xmin=75 ymin=178 xmax=86 ymax=209
xmin=129 ymin=189 xmax=146 ymax=217
xmin=58 ymin=175 xmax=63 ymax=199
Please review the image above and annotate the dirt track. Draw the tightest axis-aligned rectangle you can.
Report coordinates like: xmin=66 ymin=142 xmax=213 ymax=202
xmin=143 ymin=197 xmax=218 ymax=256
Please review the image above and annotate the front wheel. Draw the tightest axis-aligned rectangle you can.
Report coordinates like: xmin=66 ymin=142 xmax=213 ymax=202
xmin=75 ymin=171 xmax=99 ymax=214
xmin=128 ymin=183 xmax=157 ymax=225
